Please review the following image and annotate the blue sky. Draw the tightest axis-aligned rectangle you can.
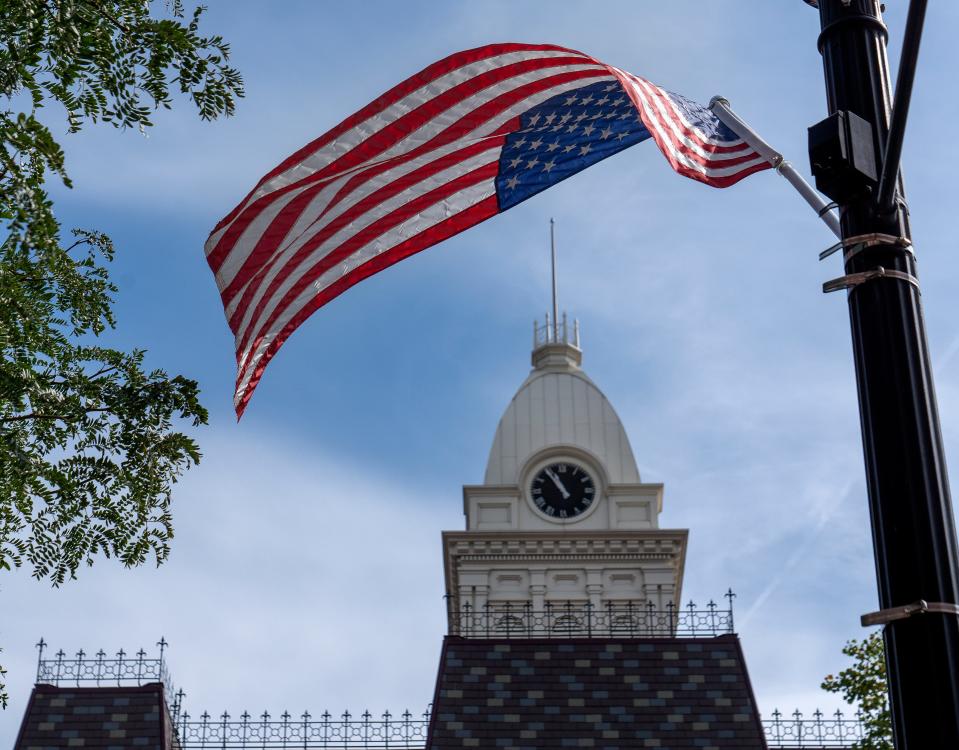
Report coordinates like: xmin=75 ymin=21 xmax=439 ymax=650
xmin=4 ymin=0 xmax=959 ymax=741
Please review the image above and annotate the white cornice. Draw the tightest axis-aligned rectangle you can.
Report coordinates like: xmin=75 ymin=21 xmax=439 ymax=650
xmin=442 ymin=529 xmax=688 ymax=602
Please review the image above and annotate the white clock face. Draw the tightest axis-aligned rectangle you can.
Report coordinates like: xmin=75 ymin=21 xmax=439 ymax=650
xmin=530 ymin=462 xmax=596 ymax=519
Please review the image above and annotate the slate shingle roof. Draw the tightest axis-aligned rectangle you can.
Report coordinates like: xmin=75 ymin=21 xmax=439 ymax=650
xmin=14 ymin=682 xmax=174 ymax=750
xmin=426 ymin=635 xmax=767 ymax=750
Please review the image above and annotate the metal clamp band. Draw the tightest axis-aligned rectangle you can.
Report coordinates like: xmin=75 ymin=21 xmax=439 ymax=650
xmin=817 ymin=201 xmax=839 ymax=218
xmin=819 ymin=232 xmax=913 ymax=262
xmin=861 ymin=600 xmax=959 ymax=627
xmin=823 ymin=266 xmax=920 ymax=294
xmin=844 ymin=235 xmax=914 ymax=265
xmin=817 ymin=14 xmax=888 ymax=53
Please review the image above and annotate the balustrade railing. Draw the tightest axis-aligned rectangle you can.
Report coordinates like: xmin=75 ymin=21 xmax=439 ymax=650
xmin=449 ymin=593 xmax=736 ymax=638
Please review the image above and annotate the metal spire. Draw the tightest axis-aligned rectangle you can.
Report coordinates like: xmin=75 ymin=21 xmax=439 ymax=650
xmin=550 ymin=218 xmax=558 ymax=341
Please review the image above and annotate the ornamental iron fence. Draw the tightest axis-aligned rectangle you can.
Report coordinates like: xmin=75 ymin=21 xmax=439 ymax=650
xmin=174 ymin=708 xmax=430 ymax=749
xmin=171 ymin=708 xmax=865 ymax=749
xmin=34 ymin=637 xmax=176 ymax=696
xmin=448 ymin=591 xmax=736 ymax=638
xmin=763 ymin=708 xmax=868 ymax=748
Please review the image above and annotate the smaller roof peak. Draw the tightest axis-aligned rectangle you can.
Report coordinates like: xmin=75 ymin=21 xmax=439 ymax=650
xmin=532 ymin=312 xmax=581 ymax=370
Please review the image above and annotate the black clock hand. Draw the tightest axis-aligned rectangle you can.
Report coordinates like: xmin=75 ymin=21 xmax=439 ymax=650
xmin=545 ymin=468 xmax=571 ymax=499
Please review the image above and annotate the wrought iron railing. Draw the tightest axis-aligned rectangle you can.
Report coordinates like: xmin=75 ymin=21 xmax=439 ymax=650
xmin=169 ymin=708 xmax=865 ymax=749
xmin=34 ymin=637 xmax=176 ymax=695
xmin=763 ymin=709 xmax=866 ymax=748
xmin=174 ymin=708 xmax=430 ymax=749
xmin=449 ymin=593 xmax=736 ymax=638
xmin=171 ymin=708 xmax=865 ymax=749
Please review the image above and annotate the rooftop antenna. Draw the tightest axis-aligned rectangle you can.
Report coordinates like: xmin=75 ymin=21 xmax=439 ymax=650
xmin=550 ymin=218 xmax=558 ymax=341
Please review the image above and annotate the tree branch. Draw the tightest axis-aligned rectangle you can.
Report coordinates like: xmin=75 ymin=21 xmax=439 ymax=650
xmin=1 ymin=407 xmax=109 ymax=424
xmin=75 ymin=0 xmax=131 ymax=34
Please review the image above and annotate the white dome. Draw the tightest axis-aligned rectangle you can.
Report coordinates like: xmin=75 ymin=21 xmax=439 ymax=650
xmin=484 ymin=343 xmax=640 ymax=486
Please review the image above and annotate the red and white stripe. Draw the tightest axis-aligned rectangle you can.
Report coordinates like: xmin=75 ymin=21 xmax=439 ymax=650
xmin=205 ymin=43 xmax=770 ymax=417
xmin=610 ymin=68 xmax=770 ymax=187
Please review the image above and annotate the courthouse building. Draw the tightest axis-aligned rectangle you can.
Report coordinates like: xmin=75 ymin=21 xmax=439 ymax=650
xmin=13 ymin=317 xmax=863 ymax=750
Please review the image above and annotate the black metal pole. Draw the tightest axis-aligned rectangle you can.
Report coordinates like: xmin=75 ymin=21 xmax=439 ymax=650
xmin=875 ymin=0 xmax=928 ymax=214
xmin=815 ymin=1 xmax=959 ymax=747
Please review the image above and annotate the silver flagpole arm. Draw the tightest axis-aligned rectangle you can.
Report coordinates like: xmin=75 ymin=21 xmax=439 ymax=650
xmin=709 ymin=96 xmax=841 ymax=239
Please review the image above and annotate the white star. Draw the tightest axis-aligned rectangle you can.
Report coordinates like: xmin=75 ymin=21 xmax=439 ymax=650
xmin=529 ymin=138 xmax=543 ymax=150
xmin=513 ymin=136 xmax=527 ymax=148
xmin=506 ymin=175 xmax=519 ymax=189
xmin=579 ymin=143 xmax=592 ymax=156
xmin=526 ymin=157 xmax=539 ymax=169
xmin=595 ymin=95 xmax=610 ymax=106
xmin=528 ymin=113 xmax=541 ymax=126
xmin=509 ymin=156 xmax=524 ymax=168
xmin=566 ymin=124 xmax=578 ymax=133
xmin=580 ymin=94 xmax=594 ymax=105
xmin=575 ymin=112 xmax=589 ymax=122
xmin=559 ymin=112 xmax=572 ymax=124
xmin=544 ymin=112 xmax=557 ymax=125
xmin=542 ymin=159 xmax=556 ymax=174
xmin=546 ymin=140 xmax=561 ymax=152
xmin=582 ymin=124 xmax=595 ymax=137
xmin=600 ymin=126 xmax=613 ymax=140
xmin=590 ymin=111 xmax=603 ymax=120
xmin=604 ymin=83 xmax=619 ymax=92
xmin=616 ymin=131 xmax=628 ymax=141
xmin=564 ymin=94 xmax=579 ymax=105
xmin=563 ymin=144 xmax=576 ymax=153
xmin=551 ymin=125 xmax=564 ymax=132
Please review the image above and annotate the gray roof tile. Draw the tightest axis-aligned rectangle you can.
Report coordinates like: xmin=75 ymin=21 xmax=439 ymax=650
xmin=427 ymin=635 xmax=766 ymax=750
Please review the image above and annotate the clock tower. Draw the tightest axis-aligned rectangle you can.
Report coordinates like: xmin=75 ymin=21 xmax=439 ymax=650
xmin=442 ymin=315 xmax=688 ymax=633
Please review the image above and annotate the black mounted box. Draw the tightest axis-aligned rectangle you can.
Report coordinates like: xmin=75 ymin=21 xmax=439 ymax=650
xmin=808 ymin=110 xmax=878 ymax=203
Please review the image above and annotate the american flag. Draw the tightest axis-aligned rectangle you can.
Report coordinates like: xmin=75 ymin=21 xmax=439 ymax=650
xmin=205 ymin=43 xmax=771 ymax=417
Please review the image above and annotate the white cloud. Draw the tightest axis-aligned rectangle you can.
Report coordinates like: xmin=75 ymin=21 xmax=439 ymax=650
xmin=8 ymin=1 xmax=959 ymax=742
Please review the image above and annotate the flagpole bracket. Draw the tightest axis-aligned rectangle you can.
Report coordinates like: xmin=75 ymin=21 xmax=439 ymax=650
xmin=709 ymin=96 xmax=841 ymax=239
xmin=823 ymin=266 xmax=919 ymax=295
xmin=861 ymin=600 xmax=959 ymax=627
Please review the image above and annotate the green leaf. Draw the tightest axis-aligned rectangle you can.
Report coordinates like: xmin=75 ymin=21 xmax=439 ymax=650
xmin=1 ymin=0 xmax=242 ymax=709
xmin=822 ymin=632 xmax=893 ymax=750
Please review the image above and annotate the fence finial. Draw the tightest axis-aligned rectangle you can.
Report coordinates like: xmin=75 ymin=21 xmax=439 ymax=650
xmin=35 ymin=638 xmax=46 ymax=681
